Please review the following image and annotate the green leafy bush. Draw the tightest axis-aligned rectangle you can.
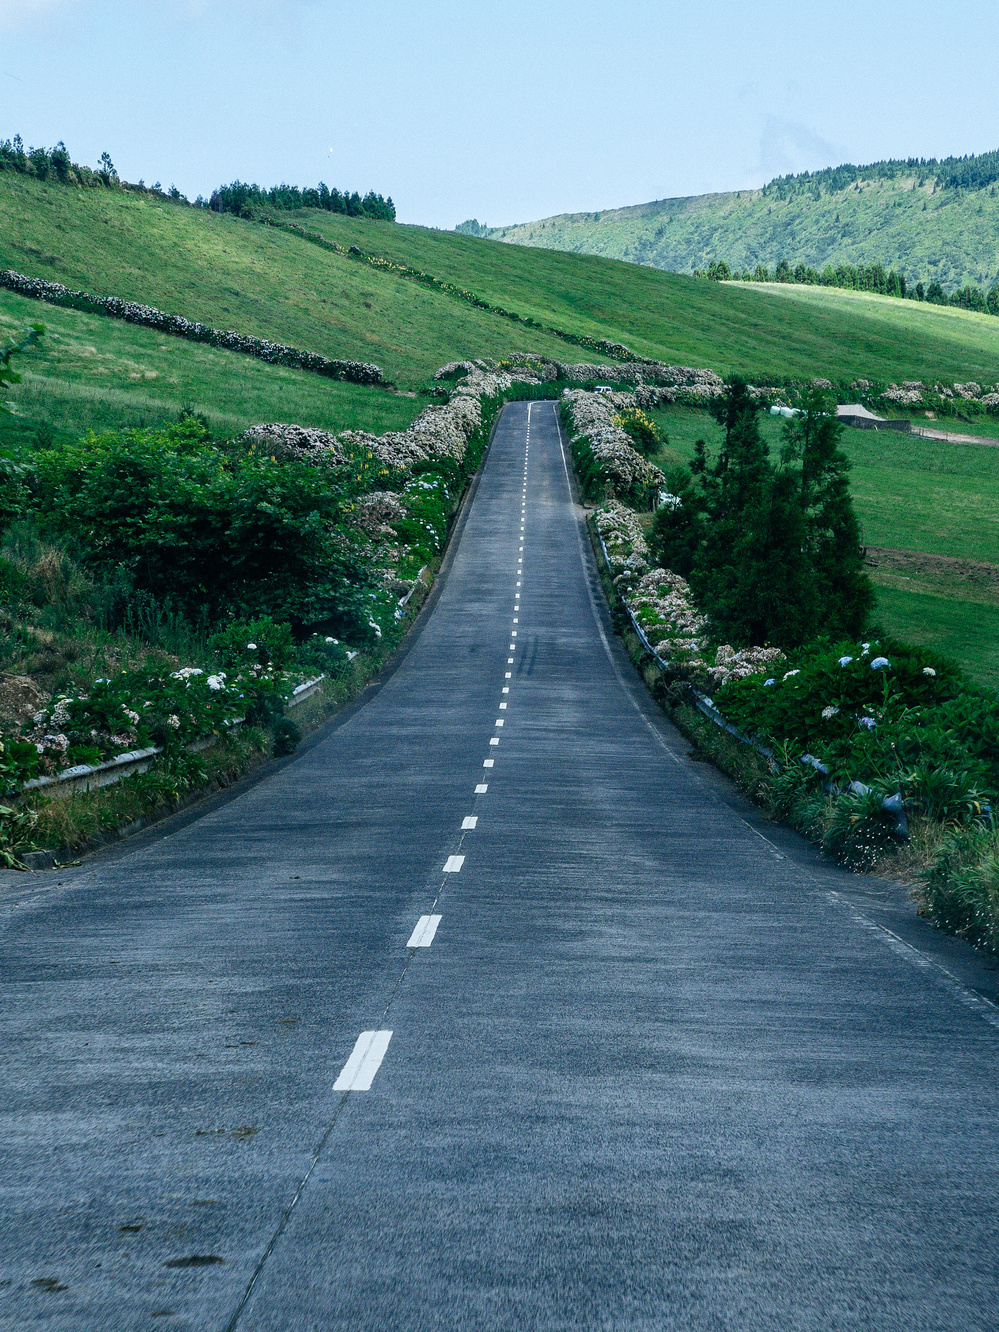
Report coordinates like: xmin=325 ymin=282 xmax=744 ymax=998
xmin=34 ymin=416 xmax=377 ymax=633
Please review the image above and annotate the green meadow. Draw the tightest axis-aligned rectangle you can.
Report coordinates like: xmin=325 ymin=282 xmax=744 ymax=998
xmin=650 ymin=404 xmax=999 ymax=683
xmin=0 ymin=286 xmax=423 ymax=449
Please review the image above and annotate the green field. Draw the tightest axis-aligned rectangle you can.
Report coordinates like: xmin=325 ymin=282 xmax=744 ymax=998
xmin=278 ymin=207 xmax=999 ymax=384
xmin=650 ymin=404 xmax=999 ymax=683
xmin=873 ymin=586 xmax=999 ymax=687
xmin=729 ymin=282 xmax=999 ymax=373
xmin=0 ymin=286 xmax=422 ymax=447
xmin=7 ymin=173 xmax=999 ymax=391
xmin=0 ymin=174 xmax=579 ymax=388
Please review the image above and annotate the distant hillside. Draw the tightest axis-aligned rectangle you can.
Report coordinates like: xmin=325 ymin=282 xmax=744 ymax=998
xmin=484 ymin=150 xmax=999 ymax=291
xmin=8 ymin=163 xmax=999 ymax=415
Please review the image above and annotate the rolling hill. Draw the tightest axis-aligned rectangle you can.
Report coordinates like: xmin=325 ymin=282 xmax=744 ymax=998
xmin=485 ymin=150 xmax=999 ymax=292
xmin=7 ymin=167 xmax=999 ymax=435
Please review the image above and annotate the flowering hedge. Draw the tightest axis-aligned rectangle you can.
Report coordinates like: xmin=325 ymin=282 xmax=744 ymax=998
xmin=715 ymin=638 xmax=999 ymax=798
xmin=1 ymin=665 xmax=248 ymax=792
xmin=594 ymin=503 xmax=784 ymax=686
xmin=562 ymin=390 xmax=666 ymax=503
xmin=0 ymin=270 xmax=384 ymax=385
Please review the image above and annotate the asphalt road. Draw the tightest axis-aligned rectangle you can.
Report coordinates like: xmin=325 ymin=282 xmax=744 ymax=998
xmin=2 ymin=401 xmax=999 ymax=1331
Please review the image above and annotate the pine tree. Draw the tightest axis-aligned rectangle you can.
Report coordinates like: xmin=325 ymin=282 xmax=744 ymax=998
xmin=785 ymin=393 xmax=874 ymax=637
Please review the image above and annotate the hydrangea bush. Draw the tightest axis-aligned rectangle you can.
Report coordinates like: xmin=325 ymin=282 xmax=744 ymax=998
xmin=716 ymin=638 xmax=999 ymax=798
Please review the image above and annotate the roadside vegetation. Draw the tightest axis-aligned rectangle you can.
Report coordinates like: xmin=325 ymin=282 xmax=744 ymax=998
xmin=0 ymin=335 xmax=527 ymax=864
xmin=650 ymin=403 xmax=999 ymax=684
xmin=565 ymin=377 xmax=999 ymax=957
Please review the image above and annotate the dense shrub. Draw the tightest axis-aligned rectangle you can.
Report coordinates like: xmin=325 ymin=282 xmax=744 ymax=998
xmin=651 ymin=381 xmax=873 ymax=648
xmin=716 ymin=636 xmax=999 ymax=797
xmin=33 ymin=416 xmax=378 ymax=633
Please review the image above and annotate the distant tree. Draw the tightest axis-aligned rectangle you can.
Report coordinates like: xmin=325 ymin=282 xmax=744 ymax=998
xmin=650 ymin=380 xmax=872 ymax=649
xmin=926 ymin=281 xmax=947 ymax=304
xmin=98 ymin=151 xmax=117 ymax=180
xmin=987 ymin=285 xmax=999 ymax=316
xmin=774 ymin=259 xmax=792 ymax=282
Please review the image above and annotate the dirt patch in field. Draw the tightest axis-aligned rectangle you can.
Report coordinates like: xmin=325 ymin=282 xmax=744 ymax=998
xmin=866 ymin=546 xmax=999 ymax=602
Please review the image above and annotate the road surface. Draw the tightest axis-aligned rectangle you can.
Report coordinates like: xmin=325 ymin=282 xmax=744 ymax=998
xmin=2 ymin=401 xmax=998 ymax=1331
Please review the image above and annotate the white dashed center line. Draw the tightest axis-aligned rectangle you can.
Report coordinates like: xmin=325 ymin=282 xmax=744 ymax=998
xmin=333 ymin=1031 xmax=393 ymax=1091
xmin=483 ymin=758 xmax=495 ymax=767
xmin=407 ymin=915 xmax=442 ymax=949
xmin=461 ymin=816 xmax=478 ymax=829
xmin=443 ymin=855 xmax=465 ymax=873
xmin=489 ymin=736 xmax=500 ymax=746
xmin=475 ymin=783 xmax=488 ymax=793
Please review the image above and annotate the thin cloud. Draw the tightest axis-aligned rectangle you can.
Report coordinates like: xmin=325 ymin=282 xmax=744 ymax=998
xmin=759 ymin=116 xmax=845 ymax=182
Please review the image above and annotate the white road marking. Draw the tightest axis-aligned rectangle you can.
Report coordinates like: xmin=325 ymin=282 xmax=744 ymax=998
xmin=462 ymin=816 xmax=478 ymax=829
xmin=443 ymin=855 xmax=465 ymax=872
xmin=511 ymin=630 xmax=517 ymax=637
xmin=407 ymin=915 xmax=442 ymax=948
xmin=495 ymin=719 xmax=504 ymax=726
xmin=502 ymin=686 xmax=510 ymax=692
xmin=489 ymin=736 xmax=500 ymax=746
xmin=499 ymin=701 xmax=507 ymax=708
xmin=475 ymin=783 xmax=488 ymax=794
xmin=508 ymin=657 xmax=514 ymax=664
xmin=505 ymin=672 xmax=512 ymax=678
xmin=513 ymin=618 xmax=518 ymax=623
xmin=333 ymin=1031 xmax=393 ymax=1091
xmin=483 ymin=758 xmax=495 ymax=767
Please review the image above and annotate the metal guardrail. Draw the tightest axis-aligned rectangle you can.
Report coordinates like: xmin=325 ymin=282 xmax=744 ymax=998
xmin=17 ymin=675 xmax=326 ymax=802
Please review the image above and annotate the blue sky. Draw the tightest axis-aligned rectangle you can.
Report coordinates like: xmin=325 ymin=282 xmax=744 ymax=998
xmin=2 ymin=0 xmax=997 ymax=229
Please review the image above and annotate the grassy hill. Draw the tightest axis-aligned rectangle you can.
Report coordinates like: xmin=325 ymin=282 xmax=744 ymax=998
xmin=8 ymin=172 xmax=999 ymax=410
xmin=488 ymin=153 xmax=999 ymax=292
xmin=0 ymin=285 xmax=423 ymax=452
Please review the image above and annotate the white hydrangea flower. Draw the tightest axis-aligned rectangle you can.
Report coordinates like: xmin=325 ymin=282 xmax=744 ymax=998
xmin=123 ymin=709 xmax=140 ymax=725
xmin=167 ymin=714 xmax=181 ymax=728
xmin=858 ymin=716 xmax=877 ymax=729
xmin=821 ymin=705 xmax=840 ymax=720
xmin=763 ymin=678 xmax=776 ymax=687
xmin=207 ymin=675 xmax=226 ymax=691
xmin=783 ymin=669 xmax=800 ymax=679
xmin=838 ymin=656 xmax=853 ymax=667
xmin=922 ymin=666 xmax=936 ymax=676
xmin=246 ymin=642 xmax=258 ymax=651
xmin=870 ymin=657 xmax=890 ymax=670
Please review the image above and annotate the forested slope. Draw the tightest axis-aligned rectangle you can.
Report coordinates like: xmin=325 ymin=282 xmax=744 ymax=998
xmin=489 ymin=151 xmax=999 ymax=292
